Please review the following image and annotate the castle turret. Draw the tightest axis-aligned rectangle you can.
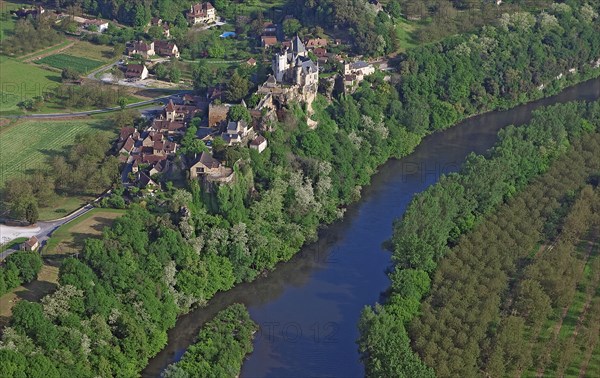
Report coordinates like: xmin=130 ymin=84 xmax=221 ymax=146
xmin=273 ymin=49 xmax=288 ymax=82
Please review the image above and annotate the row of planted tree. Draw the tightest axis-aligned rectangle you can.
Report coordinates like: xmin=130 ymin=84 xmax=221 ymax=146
xmin=358 ymin=102 xmax=600 ymax=377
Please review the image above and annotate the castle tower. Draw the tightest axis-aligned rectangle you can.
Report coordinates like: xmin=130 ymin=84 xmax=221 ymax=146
xmin=273 ymin=49 xmax=288 ymax=82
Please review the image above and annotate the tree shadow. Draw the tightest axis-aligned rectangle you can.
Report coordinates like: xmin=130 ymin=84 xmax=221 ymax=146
xmin=14 ymin=280 xmax=57 ymax=302
xmin=46 ymin=75 xmax=62 ymax=83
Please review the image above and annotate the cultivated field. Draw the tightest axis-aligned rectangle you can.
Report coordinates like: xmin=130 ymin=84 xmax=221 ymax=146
xmin=0 ymin=117 xmax=111 ymax=187
xmin=0 ymin=56 xmax=61 ymax=114
xmin=44 ymin=208 xmax=126 ymax=255
xmin=36 ymin=53 xmax=104 ymax=73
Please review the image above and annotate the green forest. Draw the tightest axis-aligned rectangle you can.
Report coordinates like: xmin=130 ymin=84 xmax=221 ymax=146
xmin=358 ymin=102 xmax=600 ymax=376
xmin=1 ymin=2 xmax=600 ymax=377
xmin=162 ymin=304 xmax=257 ymax=377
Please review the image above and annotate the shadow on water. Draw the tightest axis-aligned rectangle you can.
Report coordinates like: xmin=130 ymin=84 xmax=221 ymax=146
xmin=143 ymin=78 xmax=600 ymax=378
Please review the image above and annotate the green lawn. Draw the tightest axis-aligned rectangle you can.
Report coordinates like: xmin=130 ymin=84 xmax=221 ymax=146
xmin=0 ymin=56 xmax=62 ymax=115
xmin=0 ymin=118 xmax=112 ymax=187
xmin=395 ymin=17 xmax=419 ymax=52
xmin=43 ymin=208 xmax=126 ymax=255
xmin=0 ymin=1 xmax=22 ymax=41
xmin=36 ymin=54 xmax=104 ymax=74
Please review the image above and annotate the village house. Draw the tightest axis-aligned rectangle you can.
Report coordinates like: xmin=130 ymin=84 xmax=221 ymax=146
xmin=151 ymin=119 xmax=186 ymax=136
xmin=245 ymin=58 xmax=257 ymax=66
xmin=153 ymin=139 xmax=177 ymax=156
xmin=161 ymin=99 xmax=200 ymax=122
xmin=119 ymin=127 xmax=138 ymax=142
xmin=149 ymin=17 xmax=171 ymax=38
xmin=125 ymin=64 xmax=149 ymax=80
xmin=127 ymin=41 xmax=155 ymax=58
xmin=305 ymin=38 xmax=328 ymax=49
xmin=21 ymin=236 xmax=39 ymax=252
xmin=187 ymin=2 xmax=217 ymax=25
xmin=343 ymin=60 xmax=375 ymax=88
xmin=314 ymin=47 xmax=328 ymax=63
xmin=149 ymin=160 xmax=169 ymax=177
xmin=261 ymin=36 xmax=278 ymax=49
xmin=127 ymin=40 xmax=180 ymax=59
xmin=138 ymin=172 xmax=158 ymax=191
xmin=222 ymin=120 xmax=252 ymax=146
xmin=189 ymin=151 xmax=222 ymax=178
xmin=119 ymin=137 xmax=137 ymax=155
xmin=154 ymin=40 xmax=180 ymax=58
xmin=249 ymin=135 xmax=268 ymax=153
xmin=84 ymin=19 xmax=109 ymax=32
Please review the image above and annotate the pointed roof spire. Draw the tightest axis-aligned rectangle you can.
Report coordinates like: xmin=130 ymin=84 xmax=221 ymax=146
xmin=165 ymin=99 xmax=175 ymax=112
xmin=293 ymin=34 xmax=305 ymax=54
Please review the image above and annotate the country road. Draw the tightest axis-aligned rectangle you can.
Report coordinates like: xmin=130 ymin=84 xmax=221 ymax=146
xmin=0 ymin=200 xmax=100 ymax=261
xmin=2 ymin=91 xmax=193 ymax=119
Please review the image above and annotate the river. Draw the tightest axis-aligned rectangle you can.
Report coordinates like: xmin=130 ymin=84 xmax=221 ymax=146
xmin=143 ymin=77 xmax=600 ymax=377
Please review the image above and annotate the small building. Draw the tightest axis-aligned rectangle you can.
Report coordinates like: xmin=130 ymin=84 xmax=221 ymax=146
xmin=162 ymin=99 xmax=200 ymax=122
xmin=249 ymin=135 xmax=267 ymax=153
xmin=245 ymin=57 xmax=257 ymax=66
xmin=222 ymin=120 xmax=251 ymax=146
xmin=119 ymin=126 xmax=137 ymax=142
xmin=149 ymin=160 xmax=169 ymax=177
xmin=84 ymin=19 xmax=109 ymax=32
xmin=127 ymin=40 xmax=155 ymax=58
xmin=119 ymin=137 xmax=136 ymax=154
xmin=261 ymin=36 xmax=278 ymax=49
xmin=305 ymin=38 xmax=328 ymax=49
xmin=189 ymin=151 xmax=222 ymax=179
xmin=125 ymin=64 xmax=149 ymax=80
xmin=138 ymin=172 xmax=158 ymax=191
xmin=187 ymin=2 xmax=216 ymax=25
xmin=154 ymin=40 xmax=180 ymax=58
xmin=344 ymin=61 xmax=375 ymax=77
xmin=21 ymin=236 xmax=39 ymax=252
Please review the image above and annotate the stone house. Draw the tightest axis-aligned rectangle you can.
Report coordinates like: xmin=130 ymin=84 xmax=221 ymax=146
xmin=187 ymin=3 xmax=216 ymax=25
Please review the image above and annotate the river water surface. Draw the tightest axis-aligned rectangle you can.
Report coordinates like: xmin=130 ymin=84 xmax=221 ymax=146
xmin=144 ymin=78 xmax=600 ymax=377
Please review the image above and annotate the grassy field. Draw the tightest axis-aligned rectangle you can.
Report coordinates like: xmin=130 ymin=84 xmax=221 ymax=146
xmin=0 ymin=55 xmax=62 ymax=114
xmin=0 ymin=1 xmax=22 ymax=41
xmin=44 ymin=208 xmax=126 ymax=255
xmin=0 ymin=117 xmax=112 ymax=187
xmin=36 ymin=53 xmax=104 ymax=74
xmin=63 ymin=40 xmax=115 ymax=63
xmin=0 ymin=264 xmax=59 ymax=327
xmin=395 ymin=18 xmax=419 ymax=52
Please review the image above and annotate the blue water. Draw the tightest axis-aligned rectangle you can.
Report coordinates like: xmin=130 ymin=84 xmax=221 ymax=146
xmin=143 ymin=77 xmax=600 ymax=377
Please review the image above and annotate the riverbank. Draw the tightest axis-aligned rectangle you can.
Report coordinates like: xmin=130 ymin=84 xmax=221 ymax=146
xmin=144 ymin=77 xmax=600 ymax=377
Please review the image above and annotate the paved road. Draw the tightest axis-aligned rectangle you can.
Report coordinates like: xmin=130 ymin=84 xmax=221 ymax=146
xmin=3 ymin=92 xmax=192 ymax=119
xmin=0 ymin=198 xmax=101 ymax=261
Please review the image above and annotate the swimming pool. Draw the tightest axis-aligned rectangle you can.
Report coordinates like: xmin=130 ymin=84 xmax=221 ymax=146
xmin=220 ymin=31 xmax=236 ymax=38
